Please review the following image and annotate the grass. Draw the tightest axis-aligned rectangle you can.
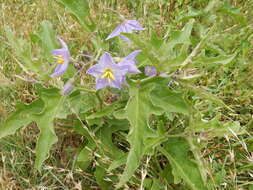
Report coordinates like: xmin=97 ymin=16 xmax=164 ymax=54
xmin=1 ymin=0 xmax=253 ymax=189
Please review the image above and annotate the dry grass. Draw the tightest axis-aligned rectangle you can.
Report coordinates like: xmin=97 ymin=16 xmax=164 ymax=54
xmin=1 ymin=0 xmax=253 ymax=189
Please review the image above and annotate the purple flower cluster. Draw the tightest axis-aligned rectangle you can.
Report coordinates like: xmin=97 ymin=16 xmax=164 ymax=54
xmin=86 ymin=19 xmax=144 ymax=89
xmin=50 ymin=19 xmax=157 ymax=91
xmin=87 ymin=50 xmax=141 ymax=89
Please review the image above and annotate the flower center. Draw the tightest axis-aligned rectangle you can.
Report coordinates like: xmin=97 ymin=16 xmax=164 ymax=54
xmin=54 ymin=55 xmax=64 ymax=64
xmin=102 ymin=69 xmax=115 ymax=82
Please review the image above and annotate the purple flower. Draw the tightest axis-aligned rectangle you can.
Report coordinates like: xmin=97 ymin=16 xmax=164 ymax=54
xmin=61 ymin=79 xmax=74 ymax=95
xmin=86 ymin=52 xmax=127 ymax=90
xmin=118 ymin=50 xmax=141 ymax=74
xmin=106 ymin=20 xmax=145 ymax=40
xmin=119 ymin=35 xmax=132 ymax=46
xmin=51 ymin=38 xmax=70 ymax=77
xmin=145 ymin=66 xmax=157 ymax=76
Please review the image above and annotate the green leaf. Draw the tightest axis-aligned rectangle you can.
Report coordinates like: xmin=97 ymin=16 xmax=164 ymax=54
xmin=75 ymin=120 xmax=96 ymax=170
xmin=0 ymin=87 xmax=66 ymax=170
xmin=196 ymin=53 xmax=237 ymax=65
xmin=5 ymin=27 xmax=39 ymax=73
xmin=113 ymin=109 xmax=127 ymax=120
xmin=59 ymin=91 xmax=99 ymax=118
xmin=77 ymin=143 xmax=95 ymax=170
xmin=168 ymin=19 xmax=195 ymax=49
xmin=188 ymin=115 xmax=245 ymax=138
xmin=159 ymin=138 xmax=208 ymax=190
xmin=123 ymin=33 xmax=161 ymax=68
xmin=76 ymin=118 xmax=128 ymax=171
xmin=160 ymin=163 xmax=174 ymax=184
xmin=179 ymin=7 xmax=205 ymax=21
xmin=87 ymin=105 xmax=114 ymax=119
xmin=204 ymin=0 xmax=220 ymax=13
xmin=150 ymin=31 xmax=163 ymax=49
xmin=108 ymin=155 xmax=127 ymax=171
xmin=116 ymin=84 xmax=163 ymax=188
xmin=98 ymin=121 xmax=128 ymax=159
xmin=151 ymin=179 xmax=163 ymax=190
xmin=219 ymin=1 xmax=246 ymax=25
xmin=150 ymin=86 xmax=189 ymax=115
xmin=87 ymin=101 xmax=125 ymax=120
xmin=186 ymin=137 xmax=208 ymax=184
xmin=190 ymin=87 xmax=233 ymax=111
xmin=36 ymin=20 xmax=57 ymax=56
xmin=34 ymin=88 xmax=64 ymax=169
xmin=55 ymin=0 xmax=90 ymax=31
xmin=95 ymin=163 xmax=113 ymax=190
xmin=0 ymin=99 xmax=44 ymax=138
xmin=74 ymin=120 xmax=94 ymax=143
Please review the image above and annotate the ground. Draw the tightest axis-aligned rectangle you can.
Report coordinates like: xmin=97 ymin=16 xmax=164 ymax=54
xmin=0 ymin=0 xmax=253 ymax=189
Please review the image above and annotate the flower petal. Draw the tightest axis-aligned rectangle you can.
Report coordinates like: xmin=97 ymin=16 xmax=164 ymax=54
xmin=87 ymin=52 xmax=118 ymax=77
xmin=118 ymin=61 xmax=140 ymax=73
xmin=124 ymin=50 xmax=141 ymax=62
xmin=125 ymin=63 xmax=141 ymax=73
xmin=120 ymin=75 xmax=128 ymax=86
xmin=52 ymin=49 xmax=69 ymax=60
xmin=61 ymin=79 xmax=74 ymax=95
xmin=52 ymin=49 xmax=66 ymax=56
xmin=121 ymin=23 xmax=133 ymax=33
xmin=99 ymin=52 xmax=114 ymax=64
xmin=86 ymin=63 xmax=105 ymax=77
xmin=50 ymin=37 xmax=70 ymax=77
xmin=119 ymin=35 xmax=132 ymax=46
xmin=106 ymin=20 xmax=144 ymax=41
xmin=110 ymin=79 xmax=121 ymax=89
xmin=145 ymin=66 xmax=157 ymax=76
xmin=57 ymin=37 xmax=69 ymax=50
xmin=126 ymin=20 xmax=145 ymax=31
xmin=110 ymin=72 xmax=124 ymax=89
xmin=100 ymin=52 xmax=121 ymax=70
xmin=95 ymin=78 xmax=109 ymax=90
xmin=106 ymin=25 xmax=122 ymax=40
xmin=87 ymin=52 xmax=129 ymax=90
xmin=118 ymin=50 xmax=142 ymax=73
xmin=51 ymin=62 xmax=69 ymax=77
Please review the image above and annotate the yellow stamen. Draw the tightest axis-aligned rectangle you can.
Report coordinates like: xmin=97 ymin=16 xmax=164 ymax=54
xmin=56 ymin=58 xmax=64 ymax=64
xmin=54 ymin=55 xmax=64 ymax=64
xmin=102 ymin=69 xmax=115 ymax=82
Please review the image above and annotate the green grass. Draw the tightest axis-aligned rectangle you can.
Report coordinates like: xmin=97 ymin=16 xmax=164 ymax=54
xmin=1 ymin=0 xmax=253 ymax=189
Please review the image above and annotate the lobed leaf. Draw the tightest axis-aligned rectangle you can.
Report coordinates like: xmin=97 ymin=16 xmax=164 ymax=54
xmin=36 ymin=20 xmax=57 ymax=56
xmin=123 ymin=33 xmax=161 ymax=67
xmin=55 ymin=0 xmax=91 ymax=31
xmin=179 ymin=7 xmax=205 ymax=21
xmin=34 ymin=88 xmax=64 ymax=169
xmin=5 ymin=27 xmax=39 ymax=73
xmin=150 ymin=85 xmax=189 ymax=115
xmin=116 ymin=83 xmax=163 ymax=188
xmin=87 ymin=101 xmax=125 ymax=120
xmin=196 ymin=53 xmax=237 ymax=65
xmin=159 ymin=138 xmax=208 ymax=190
xmin=0 ymin=87 xmax=68 ymax=170
xmin=0 ymin=99 xmax=44 ymax=138
xmin=187 ymin=115 xmax=245 ymax=138
xmin=190 ymin=87 xmax=233 ymax=111
xmin=168 ymin=19 xmax=195 ymax=49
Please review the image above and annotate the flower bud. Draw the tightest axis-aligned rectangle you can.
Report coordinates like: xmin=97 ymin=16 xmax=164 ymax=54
xmin=61 ymin=79 xmax=74 ymax=95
